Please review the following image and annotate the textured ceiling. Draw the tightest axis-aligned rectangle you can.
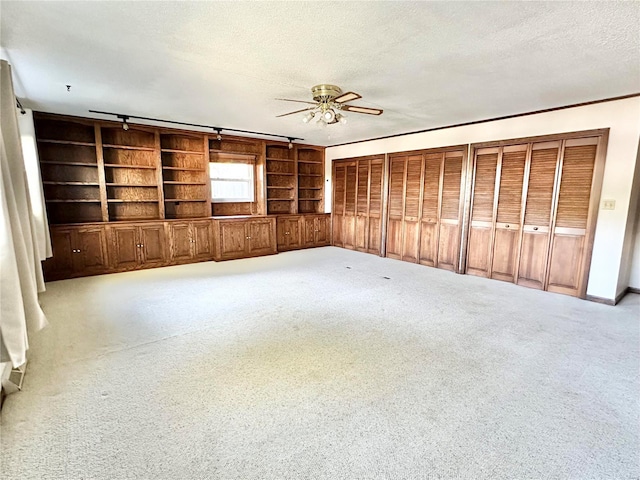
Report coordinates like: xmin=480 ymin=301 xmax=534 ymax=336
xmin=1 ymin=1 xmax=639 ymax=146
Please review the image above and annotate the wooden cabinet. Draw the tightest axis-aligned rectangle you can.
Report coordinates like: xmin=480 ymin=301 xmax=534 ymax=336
xmin=109 ymin=222 xmax=167 ymax=270
xmin=43 ymin=226 xmax=109 ymax=280
xmin=276 ymin=215 xmax=303 ymax=251
xmin=302 ymin=214 xmax=330 ymax=247
xmin=169 ymin=220 xmax=214 ymax=262
xmin=212 ymin=216 xmax=277 ymax=261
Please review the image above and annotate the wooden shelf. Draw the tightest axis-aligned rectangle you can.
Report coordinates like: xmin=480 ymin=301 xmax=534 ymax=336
xmin=267 ymin=172 xmax=295 ymax=176
xmin=164 ymin=199 xmax=208 ymax=202
xmin=162 ymin=166 xmax=204 ymax=171
xmin=46 ymin=199 xmax=101 ymax=203
xmin=299 ymin=187 xmax=323 ymax=190
xmin=40 ymin=161 xmax=98 ymax=167
xmin=299 ymin=198 xmax=322 ymax=201
xmin=163 ymin=181 xmax=206 ymax=185
xmin=210 ymin=148 xmax=259 ymax=156
xmin=107 ymin=199 xmax=159 ymax=203
xmin=104 ymin=163 xmax=156 ymax=169
xmin=43 ymin=181 xmax=99 ymax=186
xmin=267 ymin=186 xmax=294 ymax=189
xmin=103 ymin=144 xmax=155 ymax=152
xmin=266 ymin=158 xmax=295 ymax=162
xmin=298 ymin=160 xmax=323 ymax=164
xmin=267 ymin=199 xmax=294 ymax=202
xmin=37 ymin=139 xmax=95 ymax=147
xmin=299 ymin=174 xmax=323 ymax=177
xmin=106 ymin=183 xmax=158 ymax=187
xmin=161 ymin=148 xmax=204 ymax=155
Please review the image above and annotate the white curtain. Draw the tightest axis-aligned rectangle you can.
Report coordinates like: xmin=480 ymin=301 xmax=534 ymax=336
xmin=0 ymin=60 xmax=48 ymax=368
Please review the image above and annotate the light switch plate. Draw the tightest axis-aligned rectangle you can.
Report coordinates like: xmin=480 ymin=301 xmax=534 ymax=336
xmin=602 ymin=199 xmax=616 ymax=210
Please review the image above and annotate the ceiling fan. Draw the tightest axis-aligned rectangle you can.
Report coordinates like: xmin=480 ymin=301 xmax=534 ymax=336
xmin=276 ymin=84 xmax=383 ymax=125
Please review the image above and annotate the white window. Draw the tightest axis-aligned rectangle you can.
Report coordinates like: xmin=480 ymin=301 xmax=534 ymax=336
xmin=209 ymin=162 xmax=254 ymax=203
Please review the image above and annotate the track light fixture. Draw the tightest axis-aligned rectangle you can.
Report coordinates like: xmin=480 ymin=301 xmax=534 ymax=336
xmin=88 ymin=110 xmax=303 ymax=143
xmin=288 ymin=138 xmax=294 ymax=149
xmin=117 ymin=115 xmax=130 ymax=131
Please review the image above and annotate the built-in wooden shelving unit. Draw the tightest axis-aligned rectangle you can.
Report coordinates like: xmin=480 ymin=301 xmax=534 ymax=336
xmin=265 ymin=143 xmax=296 ymax=214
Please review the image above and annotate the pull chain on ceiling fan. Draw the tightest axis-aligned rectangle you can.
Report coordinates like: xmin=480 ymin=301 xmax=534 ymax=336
xmin=276 ymin=84 xmax=383 ymax=125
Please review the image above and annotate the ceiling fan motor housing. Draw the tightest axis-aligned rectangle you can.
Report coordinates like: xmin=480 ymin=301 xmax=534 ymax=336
xmin=311 ymin=84 xmax=343 ymax=102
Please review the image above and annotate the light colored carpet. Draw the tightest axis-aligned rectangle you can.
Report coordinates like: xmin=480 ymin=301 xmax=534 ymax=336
xmin=1 ymin=246 xmax=639 ymax=480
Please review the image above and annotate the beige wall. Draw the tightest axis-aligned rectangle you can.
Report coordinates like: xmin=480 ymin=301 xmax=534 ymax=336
xmin=324 ymin=97 xmax=640 ymax=301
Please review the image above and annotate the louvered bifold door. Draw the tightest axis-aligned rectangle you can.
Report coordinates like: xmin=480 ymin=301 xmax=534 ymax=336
xmin=546 ymin=137 xmax=599 ymax=297
xmin=419 ymin=153 xmax=442 ymax=267
xmin=402 ymin=154 xmax=424 ymax=263
xmin=355 ymin=160 xmax=370 ymax=252
xmin=517 ymin=141 xmax=560 ymax=289
xmin=367 ymin=158 xmax=384 ymax=255
xmin=466 ymin=147 xmax=499 ymax=277
xmin=332 ymin=162 xmax=347 ymax=247
xmin=491 ymin=145 xmax=527 ymax=282
xmin=437 ymin=151 xmax=465 ymax=272
xmin=343 ymin=162 xmax=357 ymax=249
xmin=386 ymin=155 xmax=406 ymax=259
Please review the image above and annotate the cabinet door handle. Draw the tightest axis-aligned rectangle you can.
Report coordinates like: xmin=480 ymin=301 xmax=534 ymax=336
xmin=533 ymin=226 xmax=539 ymax=231
xmin=505 ymin=225 xmax=510 ymax=229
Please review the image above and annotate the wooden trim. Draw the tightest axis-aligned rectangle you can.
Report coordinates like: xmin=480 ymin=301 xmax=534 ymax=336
xmin=578 ymin=129 xmax=609 ymax=298
xmin=366 ymin=159 xmax=372 ymax=252
xmin=293 ymin=145 xmax=299 ymax=214
xmin=434 ymin=152 xmax=445 ymax=268
xmin=328 ymin=94 xmax=639 ymax=147
xmin=204 ymin=136 xmax=212 ymax=216
xmin=585 ymin=294 xmax=616 ymax=306
xmin=628 ymin=287 xmax=640 ymax=295
xmin=416 ymin=153 xmax=426 ymax=264
xmin=487 ymin=147 xmax=504 ymax=278
xmin=458 ymin=145 xmax=473 ymax=273
xmin=154 ymin=131 xmax=165 ymax=219
xmin=333 ymin=154 xmax=385 ymax=163
xmin=386 ymin=144 xmax=469 ymax=158
xmin=94 ymin=124 xmax=109 ymax=222
xmin=471 ymin=129 xmax=609 ymax=150
xmin=513 ymin=143 xmax=532 ymax=283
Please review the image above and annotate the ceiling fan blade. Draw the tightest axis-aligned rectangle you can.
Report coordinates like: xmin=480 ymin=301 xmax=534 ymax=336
xmin=341 ymin=105 xmax=383 ymax=115
xmin=276 ymin=107 xmax=313 ymax=118
xmin=275 ymin=98 xmax=318 ymax=105
xmin=333 ymin=91 xmax=362 ymax=104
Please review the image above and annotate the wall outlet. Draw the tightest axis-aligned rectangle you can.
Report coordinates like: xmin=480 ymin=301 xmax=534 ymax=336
xmin=602 ymin=199 xmax=616 ymax=210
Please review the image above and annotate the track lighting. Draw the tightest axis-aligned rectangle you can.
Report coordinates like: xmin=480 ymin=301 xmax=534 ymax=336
xmin=117 ymin=115 xmax=129 ymax=131
xmin=288 ymin=138 xmax=294 ymax=149
xmin=88 ymin=110 xmax=302 ymax=143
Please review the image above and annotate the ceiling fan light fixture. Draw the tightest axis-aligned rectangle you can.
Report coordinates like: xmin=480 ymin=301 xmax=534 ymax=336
xmin=302 ymin=111 xmax=315 ymax=123
xmin=337 ymin=113 xmax=347 ymax=124
xmin=323 ymin=109 xmax=336 ymax=123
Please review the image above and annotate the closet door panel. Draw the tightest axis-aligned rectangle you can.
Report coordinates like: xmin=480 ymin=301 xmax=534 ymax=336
xmin=438 ymin=153 xmax=464 ymax=271
xmin=386 ymin=156 xmax=405 ymax=259
xmin=517 ymin=143 xmax=559 ymax=289
xmin=355 ymin=161 xmax=369 ymax=251
xmin=491 ymin=147 xmax=526 ymax=282
xmin=402 ymin=155 xmax=423 ymax=262
xmin=332 ymin=164 xmax=346 ymax=247
xmin=547 ymin=139 xmax=597 ymax=296
xmin=419 ymin=153 xmax=441 ymax=267
xmin=343 ymin=163 xmax=357 ymax=249
xmin=355 ymin=216 xmax=368 ymax=251
xmin=467 ymin=150 xmax=498 ymax=277
xmin=367 ymin=160 xmax=384 ymax=254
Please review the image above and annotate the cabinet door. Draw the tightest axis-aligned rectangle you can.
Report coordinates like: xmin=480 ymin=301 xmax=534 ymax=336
xmin=248 ymin=219 xmax=276 ymax=255
xmin=43 ymin=228 xmax=75 ymax=279
xmin=547 ymin=138 xmax=597 ymax=297
xmin=192 ymin=221 xmax=214 ymax=260
xmin=75 ymin=226 xmax=109 ymax=275
xmin=315 ymin=216 xmax=330 ymax=245
xmin=491 ymin=146 xmax=527 ymax=282
xmin=219 ymin=221 xmax=248 ymax=259
xmin=139 ymin=224 xmax=167 ymax=266
xmin=110 ymin=225 xmax=140 ymax=269
xmin=302 ymin=216 xmax=316 ymax=247
xmin=332 ymin=163 xmax=346 ymax=247
xmin=169 ymin=222 xmax=192 ymax=262
xmin=276 ymin=218 xmax=289 ymax=251
xmin=287 ymin=217 xmax=303 ymax=249
xmin=517 ymin=142 xmax=559 ymax=289
xmin=467 ymin=148 xmax=499 ymax=277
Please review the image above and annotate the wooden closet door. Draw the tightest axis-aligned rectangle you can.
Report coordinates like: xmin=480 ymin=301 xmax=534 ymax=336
xmin=419 ymin=153 xmax=442 ymax=267
xmin=517 ymin=142 xmax=560 ymax=289
xmin=491 ymin=145 xmax=527 ymax=282
xmin=438 ymin=152 xmax=465 ymax=272
xmin=402 ymin=154 xmax=424 ymax=263
xmin=355 ymin=160 xmax=369 ymax=252
xmin=367 ymin=159 xmax=384 ymax=255
xmin=546 ymin=137 xmax=598 ymax=296
xmin=332 ymin=163 xmax=346 ymax=247
xmin=386 ymin=156 xmax=406 ymax=259
xmin=343 ymin=163 xmax=357 ymax=249
xmin=466 ymin=148 xmax=499 ymax=277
